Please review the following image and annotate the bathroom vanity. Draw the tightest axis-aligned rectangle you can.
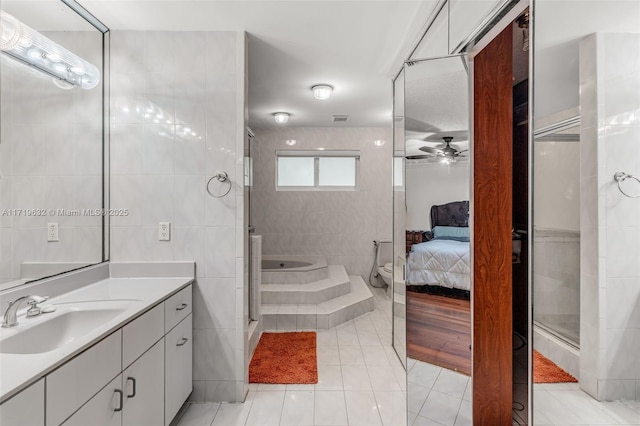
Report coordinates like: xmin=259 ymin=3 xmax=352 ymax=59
xmin=0 ymin=267 xmax=194 ymax=426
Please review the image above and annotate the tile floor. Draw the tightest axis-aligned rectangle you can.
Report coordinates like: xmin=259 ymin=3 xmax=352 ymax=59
xmin=175 ymin=284 xmax=640 ymax=426
xmin=533 ymin=383 xmax=640 ymax=425
xmin=176 ymin=286 xmax=408 ymax=426
xmin=406 ymin=359 xmax=471 ymax=426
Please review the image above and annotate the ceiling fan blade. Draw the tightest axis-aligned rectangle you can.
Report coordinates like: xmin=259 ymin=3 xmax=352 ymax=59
xmin=424 ymin=130 xmax=469 ymax=143
xmin=406 ymin=155 xmax=434 ymax=160
xmin=455 ymin=149 xmax=469 ymax=156
xmin=418 ymin=146 xmax=442 ymax=154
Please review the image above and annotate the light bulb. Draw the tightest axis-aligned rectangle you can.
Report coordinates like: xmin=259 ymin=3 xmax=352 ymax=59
xmin=52 ymin=63 xmax=67 ymax=74
xmin=70 ymin=66 xmax=85 ymax=75
xmin=46 ymin=53 xmax=61 ymax=62
xmin=273 ymin=112 xmax=290 ymax=124
xmin=27 ymin=49 xmax=41 ymax=60
xmin=311 ymin=84 xmax=333 ymax=100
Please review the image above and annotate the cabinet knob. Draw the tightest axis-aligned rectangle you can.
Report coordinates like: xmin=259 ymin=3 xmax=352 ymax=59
xmin=176 ymin=303 xmax=188 ymax=311
xmin=177 ymin=337 xmax=189 ymax=347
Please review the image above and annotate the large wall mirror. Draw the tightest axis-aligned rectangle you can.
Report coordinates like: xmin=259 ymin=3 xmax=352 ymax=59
xmin=0 ymin=1 xmax=107 ymax=291
xmin=392 ymin=68 xmax=407 ymax=370
xmin=398 ymin=54 xmax=472 ymax=425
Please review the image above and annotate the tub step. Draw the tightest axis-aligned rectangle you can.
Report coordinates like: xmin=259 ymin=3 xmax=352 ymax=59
xmin=261 ymin=276 xmax=374 ymax=331
xmin=261 ymin=265 xmax=350 ymax=305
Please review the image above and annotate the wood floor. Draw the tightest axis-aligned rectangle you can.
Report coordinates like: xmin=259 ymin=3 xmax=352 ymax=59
xmin=406 ymin=290 xmax=471 ymax=376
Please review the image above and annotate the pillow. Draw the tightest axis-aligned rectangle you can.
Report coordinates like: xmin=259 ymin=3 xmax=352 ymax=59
xmin=432 ymin=226 xmax=470 ymax=242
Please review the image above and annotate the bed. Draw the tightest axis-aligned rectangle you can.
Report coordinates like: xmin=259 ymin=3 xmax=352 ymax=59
xmin=406 ymin=201 xmax=471 ymax=295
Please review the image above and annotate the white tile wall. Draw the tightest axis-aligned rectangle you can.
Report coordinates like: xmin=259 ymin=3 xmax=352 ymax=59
xmin=579 ymin=32 xmax=640 ymax=401
xmin=251 ymin=127 xmax=392 ymax=280
xmin=109 ymin=31 xmax=247 ymax=402
xmin=0 ymin=31 xmax=103 ymax=285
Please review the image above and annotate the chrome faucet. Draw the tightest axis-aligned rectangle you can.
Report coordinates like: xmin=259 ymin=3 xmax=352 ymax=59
xmin=2 ymin=295 xmax=48 ymax=328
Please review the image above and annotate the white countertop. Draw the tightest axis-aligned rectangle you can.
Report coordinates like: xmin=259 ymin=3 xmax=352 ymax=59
xmin=0 ymin=276 xmax=193 ymax=403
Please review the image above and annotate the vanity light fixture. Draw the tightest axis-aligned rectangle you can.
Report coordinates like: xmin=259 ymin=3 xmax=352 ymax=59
xmin=311 ymin=84 xmax=333 ymax=100
xmin=273 ymin=112 xmax=290 ymax=124
xmin=0 ymin=10 xmax=100 ymax=90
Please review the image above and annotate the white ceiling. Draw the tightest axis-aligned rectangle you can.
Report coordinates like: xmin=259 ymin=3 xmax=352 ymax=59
xmin=2 ymin=0 xmax=438 ymax=128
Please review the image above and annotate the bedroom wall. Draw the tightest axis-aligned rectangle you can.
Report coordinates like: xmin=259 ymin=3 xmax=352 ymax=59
xmin=252 ymin=127 xmax=392 ymax=279
xmin=405 ymin=162 xmax=470 ymax=230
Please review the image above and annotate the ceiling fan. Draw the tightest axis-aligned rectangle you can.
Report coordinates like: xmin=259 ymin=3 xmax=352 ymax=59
xmin=406 ymin=136 xmax=469 ymax=164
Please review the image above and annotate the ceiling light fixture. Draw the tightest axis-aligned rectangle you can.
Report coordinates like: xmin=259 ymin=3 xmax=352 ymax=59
xmin=285 ymin=139 xmax=297 ymax=146
xmin=0 ymin=10 xmax=100 ymax=90
xmin=311 ymin=84 xmax=333 ymax=100
xmin=374 ymin=140 xmax=386 ymax=147
xmin=273 ymin=112 xmax=290 ymax=124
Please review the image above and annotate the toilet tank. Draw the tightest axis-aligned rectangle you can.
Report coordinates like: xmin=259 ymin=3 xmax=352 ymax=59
xmin=376 ymin=240 xmax=393 ymax=267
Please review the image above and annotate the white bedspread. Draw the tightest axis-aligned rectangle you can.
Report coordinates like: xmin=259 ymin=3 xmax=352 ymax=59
xmin=407 ymin=239 xmax=471 ymax=291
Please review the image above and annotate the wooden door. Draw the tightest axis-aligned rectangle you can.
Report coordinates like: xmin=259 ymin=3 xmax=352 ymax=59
xmin=472 ymin=24 xmax=514 ymax=425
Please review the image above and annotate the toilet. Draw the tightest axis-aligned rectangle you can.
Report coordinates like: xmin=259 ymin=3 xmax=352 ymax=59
xmin=375 ymin=240 xmax=393 ymax=286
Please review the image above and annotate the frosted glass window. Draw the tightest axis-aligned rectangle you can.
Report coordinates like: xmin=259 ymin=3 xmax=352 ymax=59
xmin=277 ymin=157 xmax=315 ymax=186
xmin=318 ymin=157 xmax=356 ymax=186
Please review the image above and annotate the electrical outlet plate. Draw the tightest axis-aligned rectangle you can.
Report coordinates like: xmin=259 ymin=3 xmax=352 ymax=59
xmin=158 ymin=222 xmax=171 ymax=241
xmin=47 ymin=223 xmax=59 ymax=242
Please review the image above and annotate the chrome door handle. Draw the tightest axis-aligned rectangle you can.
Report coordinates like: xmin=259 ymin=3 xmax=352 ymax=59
xmin=176 ymin=303 xmax=188 ymax=311
xmin=126 ymin=377 xmax=136 ymax=398
xmin=177 ymin=337 xmax=189 ymax=347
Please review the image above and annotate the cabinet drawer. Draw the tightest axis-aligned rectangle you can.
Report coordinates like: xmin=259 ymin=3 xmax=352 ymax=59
xmin=47 ymin=331 xmax=121 ymax=426
xmin=62 ymin=374 xmax=122 ymax=426
xmin=0 ymin=378 xmax=44 ymax=426
xmin=165 ymin=314 xmax=192 ymax=425
xmin=122 ymin=303 xmax=164 ymax=369
xmin=164 ymin=285 xmax=192 ymax=332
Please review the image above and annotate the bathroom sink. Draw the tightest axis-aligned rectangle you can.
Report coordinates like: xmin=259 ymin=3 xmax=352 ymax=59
xmin=0 ymin=306 xmax=129 ymax=355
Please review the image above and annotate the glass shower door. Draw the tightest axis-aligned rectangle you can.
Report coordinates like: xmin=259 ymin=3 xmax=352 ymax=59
xmin=533 ymin=123 xmax=581 ymax=346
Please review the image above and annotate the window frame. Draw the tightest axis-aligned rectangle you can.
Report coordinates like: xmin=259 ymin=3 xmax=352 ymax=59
xmin=275 ymin=150 xmax=361 ymax=191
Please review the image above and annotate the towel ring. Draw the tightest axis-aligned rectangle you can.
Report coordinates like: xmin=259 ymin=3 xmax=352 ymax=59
xmin=207 ymin=171 xmax=232 ymax=198
xmin=614 ymin=172 xmax=640 ymax=198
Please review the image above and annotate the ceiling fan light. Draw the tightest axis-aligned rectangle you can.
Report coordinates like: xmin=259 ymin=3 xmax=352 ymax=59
xmin=311 ymin=84 xmax=333 ymax=100
xmin=273 ymin=112 xmax=290 ymax=124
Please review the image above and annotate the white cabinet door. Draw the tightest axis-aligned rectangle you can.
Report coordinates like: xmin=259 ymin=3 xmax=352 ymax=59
xmin=0 ymin=378 xmax=44 ymax=426
xmin=164 ymin=314 xmax=192 ymax=425
xmin=122 ymin=339 xmax=165 ymax=426
xmin=47 ymin=331 xmax=122 ymax=426
xmin=62 ymin=375 xmax=122 ymax=426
